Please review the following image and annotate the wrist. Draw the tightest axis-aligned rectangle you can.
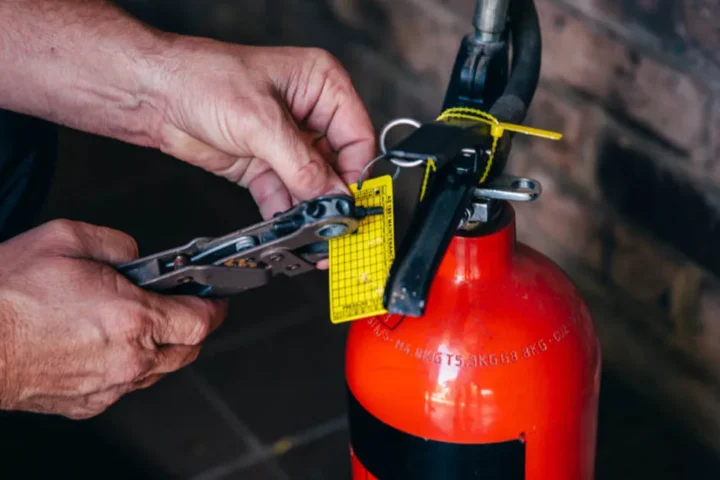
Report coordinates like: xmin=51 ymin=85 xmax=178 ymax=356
xmin=136 ymin=34 xmax=245 ymax=144
xmin=111 ymin=28 xmax=180 ymax=148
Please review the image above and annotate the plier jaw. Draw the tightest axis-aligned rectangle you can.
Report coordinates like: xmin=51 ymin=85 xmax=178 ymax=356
xmin=117 ymin=194 xmax=381 ymax=298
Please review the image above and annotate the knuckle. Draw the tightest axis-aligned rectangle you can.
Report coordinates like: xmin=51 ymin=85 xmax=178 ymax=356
xmin=187 ymin=316 xmax=212 ymax=346
xmin=104 ymin=300 xmax=147 ymax=337
xmin=88 ymin=406 xmax=109 ymax=418
xmin=99 ymin=390 xmax=124 ymax=408
xmin=259 ymin=102 xmax=287 ymax=131
xmin=233 ymin=99 xmax=279 ymax=141
xmin=42 ymin=219 xmax=84 ymax=249
xmin=119 ymin=350 xmax=149 ymax=383
xmin=309 ymin=47 xmax=341 ymax=71
xmin=311 ymin=49 xmax=351 ymax=86
xmin=100 ymin=226 xmax=139 ymax=259
xmin=66 ymin=408 xmax=95 ymax=420
xmin=186 ymin=346 xmax=202 ymax=365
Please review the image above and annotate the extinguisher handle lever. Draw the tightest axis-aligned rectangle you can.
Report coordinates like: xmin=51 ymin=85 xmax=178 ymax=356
xmin=382 ymin=127 xmax=490 ymax=317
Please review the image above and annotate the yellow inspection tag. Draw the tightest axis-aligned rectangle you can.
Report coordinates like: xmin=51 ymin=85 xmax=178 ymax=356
xmin=328 ymin=174 xmax=395 ymax=324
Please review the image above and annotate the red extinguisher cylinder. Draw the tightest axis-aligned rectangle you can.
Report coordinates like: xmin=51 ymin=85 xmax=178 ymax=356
xmin=345 ymin=205 xmax=601 ymax=479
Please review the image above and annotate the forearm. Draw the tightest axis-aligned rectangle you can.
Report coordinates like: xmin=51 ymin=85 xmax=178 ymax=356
xmin=0 ymin=297 xmax=15 ymax=410
xmin=0 ymin=0 xmax=173 ymax=147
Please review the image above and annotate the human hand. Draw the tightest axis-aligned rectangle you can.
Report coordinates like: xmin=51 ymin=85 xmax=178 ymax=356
xmin=0 ymin=220 xmax=227 ymax=419
xmin=148 ymin=39 xmax=376 ymax=220
xmin=1 ymin=4 xmax=375 ymax=220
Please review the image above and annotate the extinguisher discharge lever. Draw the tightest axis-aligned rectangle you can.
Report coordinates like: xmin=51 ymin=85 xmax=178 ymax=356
xmin=379 ymin=118 xmax=542 ymax=317
xmin=381 ymin=119 xmax=499 ymax=317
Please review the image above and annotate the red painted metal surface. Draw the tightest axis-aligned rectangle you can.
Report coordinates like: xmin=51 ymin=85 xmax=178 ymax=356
xmin=345 ymin=205 xmax=601 ymax=479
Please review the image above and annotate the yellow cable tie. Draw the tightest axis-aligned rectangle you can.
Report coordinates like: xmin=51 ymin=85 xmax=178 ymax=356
xmin=496 ymin=123 xmax=563 ymax=140
xmin=434 ymin=106 xmax=562 ymax=185
xmin=419 ymin=158 xmax=437 ymax=201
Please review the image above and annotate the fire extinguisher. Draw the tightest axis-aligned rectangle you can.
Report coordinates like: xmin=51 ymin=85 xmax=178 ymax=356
xmin=344 ymin=0 xmax=602 ymax=478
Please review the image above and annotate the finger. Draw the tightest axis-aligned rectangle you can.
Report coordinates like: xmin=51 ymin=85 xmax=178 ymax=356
xmin=247 ymin=169 xmax=293 ymax=220
xmin=283 ymin=52 xmax=376 ymax=186
xmin=20 ymin=395 xmax=108 ymax=420
xmin=132 ymin=373 xmax=165 ymax=391
xmin=159 ymin=125 xmax=244 ymax=178
xmin=247 ymin=103 xmax=350 ymax=201
xmin=237 ymin=157 xmax=294 ymax=219
xmin=84 ymin=374 xmax=165 ymax=410
xmin=149 ymin=344 xmax=201 ymax=375
xmin=69 ymin=222 xmax=139 ymax=264
xmin=315 ymin=138 xmax=340 ymax=171
xmin=298 ymin=129 xmax=324 ymax=148
xmin=146 ymin=295 xmax=228 ymax=346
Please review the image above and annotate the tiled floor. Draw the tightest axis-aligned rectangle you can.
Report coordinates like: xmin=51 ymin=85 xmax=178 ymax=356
xmin=0 ymin=127 xmax=718 ymax=479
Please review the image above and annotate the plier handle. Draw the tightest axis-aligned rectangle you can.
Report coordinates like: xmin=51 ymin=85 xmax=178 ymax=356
xmin=117 ymin=194 xmax=381 ymax=298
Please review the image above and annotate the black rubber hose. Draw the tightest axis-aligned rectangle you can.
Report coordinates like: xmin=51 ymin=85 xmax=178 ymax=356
xmin=488 ymin=0 xmax=541 ymax=124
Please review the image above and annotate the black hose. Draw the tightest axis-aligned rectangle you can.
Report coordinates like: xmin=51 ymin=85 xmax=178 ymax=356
xmin=488 ymin=0 xmax=541 ymax=124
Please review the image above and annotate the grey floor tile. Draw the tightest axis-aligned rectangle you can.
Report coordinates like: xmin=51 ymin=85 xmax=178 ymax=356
xmin=278 ymin=429 xmax=352 ymax=480
xmin=595 ymin=371 xmax=720 ymax=479
xmin=196 ymin=317 xmax=351 ymax=445
xmin=0 ymin=410 xmax=165 ymax=479
xmin=93 ymin=369 xmax=250 ymax=479
xmin=200 ymin=272 xmax=330 ymax=354
xmin=212 ymin=462 xmax=282 ymax=480
xmin=139 ymin=267 xmax=324 ymax=347
xmin=189 ymin=462 xmax=282 ymax=480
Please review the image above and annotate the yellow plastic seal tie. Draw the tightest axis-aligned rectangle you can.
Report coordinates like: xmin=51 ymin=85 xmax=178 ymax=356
xmin=328 ymin=174 xmax=395 ymax=324
xmin=498 ymin=123 xmax=563 ymax=140
xmin=419 ymin=158 xmax=437 ymax=201
xmin=436 ymin=107 xmax=499 ymax=184
xmin=434 ymin=106 xmax=563 ymax=184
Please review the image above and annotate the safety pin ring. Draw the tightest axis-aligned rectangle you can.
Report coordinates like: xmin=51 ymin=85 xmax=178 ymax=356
xmin=379 ymin=118 xmax=421 ymax=156
xmin=356 ymin=117 xmax=424 ymax=190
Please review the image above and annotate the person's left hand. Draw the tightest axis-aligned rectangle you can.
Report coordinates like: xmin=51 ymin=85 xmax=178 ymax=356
xmin=144 ymin=38 xmax=377 ymax=220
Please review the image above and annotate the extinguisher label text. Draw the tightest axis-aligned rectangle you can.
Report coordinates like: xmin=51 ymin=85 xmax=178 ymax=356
xmin=367 ymin=317 xmax=574 ymax=369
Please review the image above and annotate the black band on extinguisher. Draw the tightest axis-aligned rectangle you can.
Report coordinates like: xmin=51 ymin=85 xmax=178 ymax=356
xmin=347 ymin=387 xmax=526 ymax=479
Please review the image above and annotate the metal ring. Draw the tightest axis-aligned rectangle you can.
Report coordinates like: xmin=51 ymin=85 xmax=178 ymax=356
xmin=388 ymin=156 xmax=427 ymax=168
xmin=379 ymin=117 xmax=425 ymax=169
xmin=379 ymin=118 xmax=421 ymax=155
xmin=356 ymin=117 xmax=427 ymax=189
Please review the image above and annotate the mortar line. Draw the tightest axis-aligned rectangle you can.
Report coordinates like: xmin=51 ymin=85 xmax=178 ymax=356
xmin=186 ymin=368 xmax=290 ymax=480
xmin=189 ymin=415 xmax=348 ymax=480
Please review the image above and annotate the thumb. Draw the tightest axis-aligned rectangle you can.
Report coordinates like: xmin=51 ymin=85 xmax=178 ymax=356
xmin=76 ymin=223 xmax=140 ymax=264
xmin=249 ymin=104 xmax=350 ymax=201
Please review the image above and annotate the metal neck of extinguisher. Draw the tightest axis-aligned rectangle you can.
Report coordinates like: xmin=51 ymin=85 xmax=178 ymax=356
xmin=382 ymin=0 xmax=542 ymax=317
xmin=443 ymin=0 xmax=540 ymax=120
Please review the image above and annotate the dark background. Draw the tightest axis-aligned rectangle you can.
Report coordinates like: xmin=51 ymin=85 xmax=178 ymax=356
xmin=2 ymin=0 xmax=720 ymax=478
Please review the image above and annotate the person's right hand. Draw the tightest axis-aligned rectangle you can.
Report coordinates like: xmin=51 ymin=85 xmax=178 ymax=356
xmin=0 ymin=219 xmax=227 ymax=419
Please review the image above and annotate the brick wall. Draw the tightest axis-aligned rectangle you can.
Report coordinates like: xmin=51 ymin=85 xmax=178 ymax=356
xmin=118 ymin=0 xmax=720 ymax=450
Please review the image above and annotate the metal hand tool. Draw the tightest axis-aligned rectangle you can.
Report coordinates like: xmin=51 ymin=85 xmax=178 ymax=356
xmin=117 ymin=194 xmax=382 ymax=298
